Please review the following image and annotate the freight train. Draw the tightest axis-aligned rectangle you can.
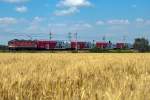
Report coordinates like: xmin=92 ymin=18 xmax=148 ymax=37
xmin=8 ymin=39 xmax=133 ymax=50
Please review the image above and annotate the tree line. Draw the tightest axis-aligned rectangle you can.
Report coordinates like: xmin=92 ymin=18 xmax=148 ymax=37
xmin=133 ymin=38 xmax=149 ymax=52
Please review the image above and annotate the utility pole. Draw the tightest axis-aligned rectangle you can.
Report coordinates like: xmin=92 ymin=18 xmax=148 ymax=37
xmin=123 ymin=35 xmax=126 ymax=43
xmin=68 ymin=32 xmax=72 ymax=42
xmin=102 ymin=36 xmax=106 ymax=49
xmin=49 ymin=32 xmax=52 ymax=40
xmin=93 ymin=40 xmax=95 ymax=48
xmin=102 ymin=36 xmax=106 ymax=42
xmin=75 ymin=32 xmax=78 ymax=51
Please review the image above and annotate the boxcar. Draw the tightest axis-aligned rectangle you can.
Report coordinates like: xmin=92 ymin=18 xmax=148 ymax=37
xmin=115 ymin=43 xmax=126 ymax=49
xmin=71 ymin=41 xmax=91 ymax=50
xmin=96 ymin=42 xmax=110 ymax=49
xmin=36 ymin=41 xmax=57 ymax=50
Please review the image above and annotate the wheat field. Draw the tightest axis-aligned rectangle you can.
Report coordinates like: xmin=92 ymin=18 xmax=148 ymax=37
xmin=0 ymin=53 xmax=150 ymax=100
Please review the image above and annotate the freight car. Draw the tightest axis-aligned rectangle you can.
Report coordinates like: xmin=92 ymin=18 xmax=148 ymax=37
xmin=115 ymin=43 xmax=133 ymax=49
xmin=71 ymin=41 xmax=92 ymax=50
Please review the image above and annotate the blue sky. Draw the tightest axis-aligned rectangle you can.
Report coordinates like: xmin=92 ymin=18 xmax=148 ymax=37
xmin=0 ymin=0 xmax=150 ymax=44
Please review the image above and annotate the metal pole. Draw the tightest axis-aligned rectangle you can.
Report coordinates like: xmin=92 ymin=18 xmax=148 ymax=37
xmin=123 ymin=35 xmax=126 ymax=43
xmin=102 ymin=36 xmax=106 ymax=49
xmin=93 ymin=40 xmax=95 ymax=48
xmin=49 ymin=32 xmax=52 ymax=40
xmin=75 ymin=32 xmax=78 ymax=51
xmin=102 ymin=36 xmax=106 ymax=42
xmin=68 ymin=32 xmax=72 ymax=42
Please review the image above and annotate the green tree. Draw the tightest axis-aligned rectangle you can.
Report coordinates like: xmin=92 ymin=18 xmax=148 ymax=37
xmin=133 ymin=38 xmax=149 ymax=52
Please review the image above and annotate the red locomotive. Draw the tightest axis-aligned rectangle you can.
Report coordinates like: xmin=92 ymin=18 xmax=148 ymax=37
xmin=8 ymin=39 xmax=37 ymax=50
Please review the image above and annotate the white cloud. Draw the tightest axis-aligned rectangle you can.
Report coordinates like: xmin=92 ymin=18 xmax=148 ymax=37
xmin=47 ymin=22 xmax=93 ymax=33
xmin=135 ymin=18 xmax=150 ymax=25
xmin=49 ymin=23 xmax=67 ymax=27
xmin=107 ymin=19 xmax=130 ymax=25
xmin=57 ymin=0 xmax=91 ymax=7
xmin=55 ymin=0 xmax=92 ymax=16
xmin=25 ymin=16 xmax=46 ymax=33
xmin=55 ymin=7 xmax=79 ymax=16
xmin=0 ymin=0 xmax=29 ymax=3
xmin=15 ymin=6 xmax=28 ymax=13
xmin=33 ymin=16 xmax=43 ymax=22
xmin=82 ymin=23 xmax=92 ymax=28
xmin=136 ymin=18 xmax=144 ymax=23
xmin=96 ymin=19 xmax=130 ymax=25
xmin=96 ymin=20 xmax=104 ymax=25
xmin=0 ymin=17 xmax=17 ymax=25
xmin=71 ymin=23 xmax=92 ymax=31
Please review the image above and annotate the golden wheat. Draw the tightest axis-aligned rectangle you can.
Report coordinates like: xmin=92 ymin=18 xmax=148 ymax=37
xmin=0 ymin=53 xmax=149 ymax=100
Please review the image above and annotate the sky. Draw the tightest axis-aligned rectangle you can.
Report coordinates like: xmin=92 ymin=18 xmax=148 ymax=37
xmin=0 ymin=0 xmax=150 ymax=45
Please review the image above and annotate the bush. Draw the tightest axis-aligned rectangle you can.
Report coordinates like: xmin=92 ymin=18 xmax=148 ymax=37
xmin=133 ymin=38 xmax=149 ymax=52
xmin=89 ymin=47 xmax=109 ymax=53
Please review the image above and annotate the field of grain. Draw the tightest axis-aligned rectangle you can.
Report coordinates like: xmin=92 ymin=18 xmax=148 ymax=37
xmin=0 ymin=53 xmax=150 ymax=100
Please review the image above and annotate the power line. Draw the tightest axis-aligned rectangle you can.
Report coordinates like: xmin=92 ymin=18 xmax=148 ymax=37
xmin=12 ymin=32 xmax=33 ymax=40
